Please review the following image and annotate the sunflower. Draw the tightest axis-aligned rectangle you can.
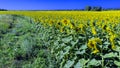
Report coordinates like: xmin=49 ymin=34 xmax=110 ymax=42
xmin=91 ymin=27 xmax=97 ymax=35
xmin=94 ymin=38 xmax=102 ymax=44
xmin=92 ymin=49 xmax=99 ymax=54
xmin=49 ymin=20 xmax=54 ymax=26
xmin=87 ymin=38 xmax=102 ymax=54
xmin=106 ymin=26 xmax=111 ymax=32
xmin=109 ymin=34 xmax=116 ymax=50
xmin=61 ymin=19 xmax=70 ymax=26
xmin=87 ymin=39 xmax=96 ymax=49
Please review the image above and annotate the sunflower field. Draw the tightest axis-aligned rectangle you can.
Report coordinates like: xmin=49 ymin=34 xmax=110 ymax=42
xmin=0 ymin=11 xmax=120 ymax=68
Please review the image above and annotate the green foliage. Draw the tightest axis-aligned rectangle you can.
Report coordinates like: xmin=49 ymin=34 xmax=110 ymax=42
xmin=0 ymin=8 xmax=7 ymax=11
xmin=0 ymin=22 xmax=9 ymax=33
xmin=91 ymin=6 xmax=102 ymax=11
xmin=0 ymin=15 xmax=120 ymax=68
xmin=50 ymin=22 xmax=120 ymax=68
xmin=85 ymin=6 xmax=92 ymax=11
xmin=85 ymin=6 xmax=102 ymax=11
xmin=0 ymin=15 xmax=55 ymax=68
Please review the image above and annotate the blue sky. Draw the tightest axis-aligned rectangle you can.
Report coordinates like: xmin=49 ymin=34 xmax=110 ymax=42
xmin=0 ymin=0 xmax=120 ymax=10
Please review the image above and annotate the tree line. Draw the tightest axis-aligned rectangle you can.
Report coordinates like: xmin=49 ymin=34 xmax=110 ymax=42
xmin=1 ymin=6 xmax=120 ymax=11
xmin=0 ymin=8 xmax=7 ymax=11
xmin=85 ymin=6 xmax=102 ymax=11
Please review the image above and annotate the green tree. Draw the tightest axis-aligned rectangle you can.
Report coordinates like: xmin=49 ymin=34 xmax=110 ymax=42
xmin=85 ymin=6 xmax=92 ymax=11
xmin=92 ymin=6 xmax=102 ymax=11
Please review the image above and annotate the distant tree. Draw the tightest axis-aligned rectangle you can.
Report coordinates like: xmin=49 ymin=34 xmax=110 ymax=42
xmin=85 ymin=6 xmax=92 ymax=11
xmin=91 ymin=6 xmax=102 ymax=11
xmin=0 ymin=9 xmax=7 ymax=11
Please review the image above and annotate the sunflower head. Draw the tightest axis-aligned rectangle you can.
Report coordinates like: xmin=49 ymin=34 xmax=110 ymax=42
xmin=87 ymin=38 xmax=102 ymax=54
xmin=88 ymin=40 xmax=95 ymax=49
xmin=49 ymin=20 xmax=54 ymax=26
xmin=61 ymin=19 xmax=70 ymax=26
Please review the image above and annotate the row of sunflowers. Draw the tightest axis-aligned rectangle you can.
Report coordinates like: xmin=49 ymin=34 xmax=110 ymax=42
xmin=0 ymin=11 xmax=120 ymax=67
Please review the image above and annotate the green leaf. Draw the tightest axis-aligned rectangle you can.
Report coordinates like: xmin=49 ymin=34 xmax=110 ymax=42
xmin=58 ymin=46 xmax=71 ymax=59
xmin=103 ymin=52 xmax=118 ymax=58
xmin=59 ymin=51 xmax=64 ymax=59
xmin=114 ymin=61 xmax=120 ymax=66
xmin=75 ymin=50 xmax=85 ymax=55
xmin=75 ymin=59 xmax=89 ymax=67
xmin=64 ymin=60 xmax=74 ymax=68
xmin=74 ymin=61 xmax=81 ymax=68
xmin=64 ymin=46 xmax=71 ymax=53
xmin=87 ymin=59 xmax=101 ymax=66
xmin=79 ymin=44 xmax=87 ymax=50
xmin=103 ymin=41 xmax=110 ymax=45
xmin=117 ymin=41 xmax=120 ymax=45
xmin=71 ymin=40 xmax=78 ymax=46
xmin=62 ymin=36 xmax=73 ymax=43
xmin=115 ymin=46 xmax=120 ymax=52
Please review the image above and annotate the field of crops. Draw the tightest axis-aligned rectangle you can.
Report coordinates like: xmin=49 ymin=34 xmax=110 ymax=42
xmin=0 ymin=11 xmax=120 ymax=67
